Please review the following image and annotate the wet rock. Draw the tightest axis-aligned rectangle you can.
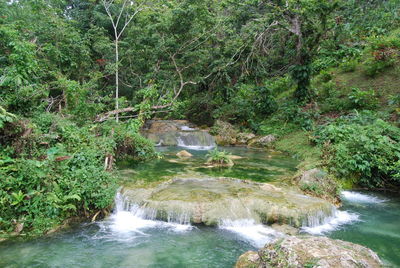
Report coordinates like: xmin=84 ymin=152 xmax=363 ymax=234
xmin=176 ymin=150 xmax=193 ymax=158
xmin=236 ymin=251 xmax=260 ymax=268
xmin=236 ymin=236 xmax=382 ymax=268
xmin=296 ymin=168 xmax=340 ymax=204
xmin=248 ymin=135 xmax=276 ymax=148
xmin=271 ymin=224 xmax=299 ymax=235
xmin=121 ymin=175 xmax=334 ymax=227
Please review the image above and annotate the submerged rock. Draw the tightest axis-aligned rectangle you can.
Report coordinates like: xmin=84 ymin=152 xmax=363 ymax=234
xmin=120 ymin=175 xmax=334 ymax=227
xmin=176 ymin=150 xmax=193 ymax=158
xmin=236 ymin=236 xmax=382 ymax=268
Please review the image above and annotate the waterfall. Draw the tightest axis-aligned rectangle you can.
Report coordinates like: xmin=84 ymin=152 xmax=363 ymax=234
xmin=142 ymin=120 xmax=216 ymax=150
xmin=219 ymin=219 xmax=282 ymax=248
xmin=110 ymin=192 xmax=193 ymax=233
xmin=301 ymin=207 xmax=359 ymax=235
xmin=176 ymin=131 xmax=216 ymax=150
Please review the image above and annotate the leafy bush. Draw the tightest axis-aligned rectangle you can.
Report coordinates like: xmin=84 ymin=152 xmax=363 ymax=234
xmin=339 ymin=59 xmax=358 ymax=73
xmin=348 ymin=88 xmax=379 ymax=110
xmin=362 ymin=33 xmax=400 ymax=77
xmin=0 ymin=114 xmax=157 ymax=235
xmin=0 ymin=149 xmax=118 ymax=234
xmin=313 ymin=112 xmax=400 ymax=188
xmin=206 ymin=148 xmax=233 ymax=166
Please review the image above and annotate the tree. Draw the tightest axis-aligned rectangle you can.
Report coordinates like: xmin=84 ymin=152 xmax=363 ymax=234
xmin=249 ymin=0 xmax=341 ymax=101
xmin=103 ymin=0 xmax=145 ymax=122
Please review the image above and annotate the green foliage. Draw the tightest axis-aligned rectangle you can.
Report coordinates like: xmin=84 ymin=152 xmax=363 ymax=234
xmin=0 ymin=113 xmax=158 ymax=235
xmin=348 ymin=88 xmax=379 ymax=110
xmin=206 ymin=148 xmax=233 ymax=166
xmin=313 ymin=112 xmax=400 ymax=188
xmin=362 ymin=32 xmax=400 ymax=77
xmin=0 ymin=106 xmax=16 ymax=129
xmin=339 ymin=59 xmax=358 ymax=73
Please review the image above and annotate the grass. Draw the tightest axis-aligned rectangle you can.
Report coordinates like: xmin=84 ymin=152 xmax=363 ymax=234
xmin=274 ymin=130 xmax=322 ymax=171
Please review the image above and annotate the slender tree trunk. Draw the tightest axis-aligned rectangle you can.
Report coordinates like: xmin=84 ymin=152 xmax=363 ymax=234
xmin=115 ymin=38 xmax=119 ymax=122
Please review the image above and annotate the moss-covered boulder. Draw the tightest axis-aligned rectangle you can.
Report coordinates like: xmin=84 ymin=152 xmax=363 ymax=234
xmin=236 ymin=236 xmax=382 ymax=268
xmin=212 ymin=120 xmax=238 ymax=145
xmin=296 ymin=168 xmax=340 ymax=205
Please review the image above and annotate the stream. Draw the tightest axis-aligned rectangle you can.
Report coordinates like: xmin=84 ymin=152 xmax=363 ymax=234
xmin=0 ymin=147 xmax=399 ymax=267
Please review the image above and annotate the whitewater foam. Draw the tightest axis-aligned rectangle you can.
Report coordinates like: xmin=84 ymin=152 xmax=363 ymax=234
xmin=301 ymin=210 xmax=359 ymax=235
xmin=180 ymin=126 xmax=196 ymax=131
xmin=341 ymin=191 xmax=386 ymax=204
xmin=219 ymin=219 xmax=282 ymax=248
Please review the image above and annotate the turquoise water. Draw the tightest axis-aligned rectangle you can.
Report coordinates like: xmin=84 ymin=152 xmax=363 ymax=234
xmin=329 ymin=191 xmax=400 ymax=267
xmin=118 ymin=146 xmax=299 ymax=183
xmin=0 ymin=222 xmax=255 ymax=268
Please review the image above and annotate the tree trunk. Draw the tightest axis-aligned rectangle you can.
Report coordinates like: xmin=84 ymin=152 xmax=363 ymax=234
xmin=115 ymin=39 xmax=119 ymax=122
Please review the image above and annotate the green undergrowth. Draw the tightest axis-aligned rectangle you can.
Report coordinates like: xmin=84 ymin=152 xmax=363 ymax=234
xmin=0 ymin=112 xmax=158 ymax=236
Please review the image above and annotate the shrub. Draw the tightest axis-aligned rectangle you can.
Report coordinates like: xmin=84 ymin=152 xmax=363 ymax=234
xmin=339 ymin=59 xmax=358 ymax=73
xmin=313 ymin=112 xmax=400 ymax=188
xmin=0 ymin=114 xmax=157 ymax=235
xmin=348 ymin=88 xmax=379 ymax=109
xmin=206 ymin=148 xmax=233 ymax=166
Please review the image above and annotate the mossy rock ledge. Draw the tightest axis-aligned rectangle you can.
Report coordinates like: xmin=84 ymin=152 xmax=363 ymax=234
xmin=120 ymin=175 xmax=334 ymax=227
xmin=236 ymin=236 xmax=382 ymax=268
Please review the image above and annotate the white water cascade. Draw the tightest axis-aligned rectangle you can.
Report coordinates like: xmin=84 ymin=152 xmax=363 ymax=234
xmin=341 ymin=191 xmax=387 ymax=203
xmin=109 ymin=192 xmax=193 ymax=233
xmin=176 ymin=131 xmax=216 ymax=150
xmin=219 ymin=219 xmax=282 ymax=248
xmin=301 ymin=208 xmax=359 ymax=235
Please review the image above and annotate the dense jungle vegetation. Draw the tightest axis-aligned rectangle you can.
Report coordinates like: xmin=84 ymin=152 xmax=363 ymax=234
xmin=0 ymin=0 xmax=399 ymax=235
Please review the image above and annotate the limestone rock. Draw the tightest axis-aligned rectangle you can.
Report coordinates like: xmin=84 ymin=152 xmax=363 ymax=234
xmin=236 ymin=236 xmax=382 ymax=268
xmin=121 ymin=175 xmax=334 ymax=227
xmin=237 ymin=133 xmax=256 ymax=145
xmin=176 ymin=150 xmax=193 ymax=158
xmin=212 ymin=120 xmax=238 ymax=146
xmin=248 ymin=135 xmax=276 ymax=148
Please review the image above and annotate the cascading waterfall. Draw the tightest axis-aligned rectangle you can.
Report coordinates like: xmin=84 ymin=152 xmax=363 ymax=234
xmin=113 ymin=190 xmax=359 ymax=245
xmin=176 ymin=131 xmax=216 ymax=150
xmin=219 ymin=219 xmax=282 ymax=248
xmin=301 ymin=208 xmax=359 ymax=235
xmin=110 ymin=192 xmax=193 ymax=233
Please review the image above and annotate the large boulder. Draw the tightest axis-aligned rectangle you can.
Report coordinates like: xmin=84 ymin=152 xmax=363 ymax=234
xmin=236 ymin=236 xmax=382 ymax=268
xmin=236 ymin=132 xmax=256 ymax=145
xmin=120 ymin=175 xmax=334 ymax=227
xmin=211 ymin=120 xmax=238 ymax=145
xmin=248 ymin=135 xmax=276 ymax=148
